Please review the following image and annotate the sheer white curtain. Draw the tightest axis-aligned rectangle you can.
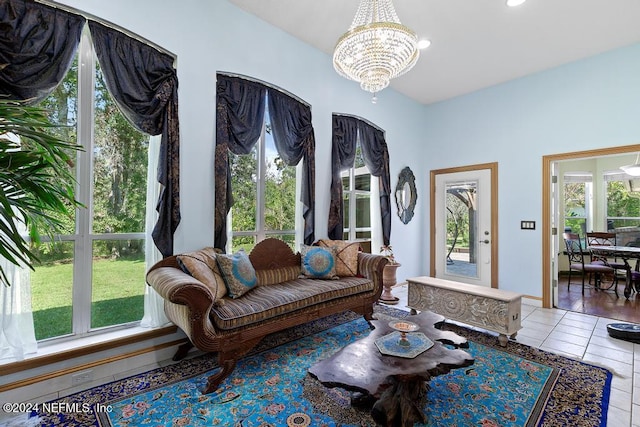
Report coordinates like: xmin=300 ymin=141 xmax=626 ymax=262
xmin=0 ymin=250 xmax=37 ymax=361
xmin=140 ymin=135 xmax=170 ymax=328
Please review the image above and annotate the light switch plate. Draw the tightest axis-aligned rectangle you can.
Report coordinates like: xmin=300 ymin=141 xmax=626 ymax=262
xmin=521 ymin=220 xmax=536 ymax=230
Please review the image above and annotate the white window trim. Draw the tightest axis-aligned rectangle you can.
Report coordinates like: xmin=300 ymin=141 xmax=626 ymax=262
xmin=341 ymin=165 xmax=373 ymax=245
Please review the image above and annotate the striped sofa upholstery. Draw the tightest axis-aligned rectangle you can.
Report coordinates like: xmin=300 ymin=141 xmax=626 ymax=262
xmin=146 ymin=238 xmax=388 ymax=394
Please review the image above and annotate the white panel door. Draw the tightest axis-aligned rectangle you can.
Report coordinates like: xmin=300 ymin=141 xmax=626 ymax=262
xmin=434 ymin=169 xmax=492 ymax=286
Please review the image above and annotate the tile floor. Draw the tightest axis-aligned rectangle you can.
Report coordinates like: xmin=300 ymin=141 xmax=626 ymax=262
xmin=389 ymin=283 xmax=638 ymax=426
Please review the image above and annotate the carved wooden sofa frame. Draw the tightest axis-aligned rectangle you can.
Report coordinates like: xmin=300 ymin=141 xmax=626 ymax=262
xmin=146 ymin=238 xmax=388 ymax=394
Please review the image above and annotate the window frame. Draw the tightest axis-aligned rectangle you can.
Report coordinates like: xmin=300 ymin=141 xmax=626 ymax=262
xmin=228 ymin=118 xmax=300 ymax=252
xmin=35 ymin=29 xmax=149 ymax=344
xmin=604 ymin=176 xmax=640 ymax=231
xmin=342 ymin=164 xmax=372 ymax=244
xmin=563 ymin=174 xmax=593 ymax=235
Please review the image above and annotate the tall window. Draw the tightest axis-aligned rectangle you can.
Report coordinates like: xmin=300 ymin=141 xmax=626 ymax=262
xmin=30 ymin=31 xmax=149 ymax=341
xmin=563 ymin=173 xmax=592 ymax=235
xmin=229 ymin=104 xmax=297 ymax=252
xmin=341 ymin=143 xmax=372 ymax=251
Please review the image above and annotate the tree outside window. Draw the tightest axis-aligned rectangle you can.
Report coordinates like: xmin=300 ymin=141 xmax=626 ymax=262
xmin=606 ymin=180 xmax=640 ymax=230
xmin=564 ymin=181 xmax=590 ymax=235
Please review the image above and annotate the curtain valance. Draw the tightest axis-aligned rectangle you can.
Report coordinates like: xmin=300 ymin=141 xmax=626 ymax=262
xmin=215 ymin=74 xmax=316 ymax=250
xmin=89 ymin=21 xmax=181 ymax=257
xmin=328 ymin=114 xmax=391 ymax=245
xmin=0 ymin=0 xmax=84 ymax=103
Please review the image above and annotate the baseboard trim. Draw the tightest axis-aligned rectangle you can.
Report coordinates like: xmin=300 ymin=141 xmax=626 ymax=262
xmin=0 ymin=335 xmax=188 ymax=393
xmin=0 ymin=325 xmax=178 ymax=377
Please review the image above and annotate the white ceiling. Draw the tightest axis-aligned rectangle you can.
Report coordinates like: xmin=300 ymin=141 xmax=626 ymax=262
xmin=228 ymin=0 xmax=640 ymax=105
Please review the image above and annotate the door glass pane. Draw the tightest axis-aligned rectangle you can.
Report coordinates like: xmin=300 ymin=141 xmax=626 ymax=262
xmin=445 ymin=181 xmax=479 ymax=278
xmin=31 ymin=242 xmax=74 ymax=340
xmin=91 ymin=239 xmax=145 ymax=329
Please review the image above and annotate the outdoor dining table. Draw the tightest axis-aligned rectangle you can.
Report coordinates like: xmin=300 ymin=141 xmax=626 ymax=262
xmin=588 ymin=245 xmax=640 ymax=299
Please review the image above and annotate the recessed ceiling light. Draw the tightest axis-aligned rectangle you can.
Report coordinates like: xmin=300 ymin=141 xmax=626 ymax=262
xmin=506 ymin=0 xmax=526 ymax=6
xmin=417 ymin=39 xmax=431 ymax=49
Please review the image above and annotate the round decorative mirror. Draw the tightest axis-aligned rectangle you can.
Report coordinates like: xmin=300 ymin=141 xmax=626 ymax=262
xmin=395 ymin=167 xmax=417 ymax=224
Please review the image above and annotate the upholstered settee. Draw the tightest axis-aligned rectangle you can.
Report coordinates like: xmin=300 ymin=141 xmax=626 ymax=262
xmin=146 ymin=238 xmax=388 ymax=394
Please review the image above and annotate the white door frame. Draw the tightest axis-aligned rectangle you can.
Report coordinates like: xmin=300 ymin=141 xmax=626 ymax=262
xmin=430 ymin=162 xmax=499 ymax=288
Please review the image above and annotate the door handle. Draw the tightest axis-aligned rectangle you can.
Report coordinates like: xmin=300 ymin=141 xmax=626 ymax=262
xmin=479 ymin=239 xmax=490 ymax=244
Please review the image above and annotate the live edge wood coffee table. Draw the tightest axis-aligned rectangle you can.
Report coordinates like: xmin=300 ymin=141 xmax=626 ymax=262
xmin=308 ymin=311 xmax=474 ymax=427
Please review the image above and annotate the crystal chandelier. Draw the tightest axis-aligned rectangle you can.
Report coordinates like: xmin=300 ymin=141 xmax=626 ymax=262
xmin=333 ymin=0 xmax=419 ymax=100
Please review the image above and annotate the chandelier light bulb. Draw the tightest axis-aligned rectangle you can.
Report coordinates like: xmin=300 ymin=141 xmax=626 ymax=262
xmin=333 ymin=0 xmax=420 ymax=96
xmin=417 ymin=39 xmax=431 ymax=49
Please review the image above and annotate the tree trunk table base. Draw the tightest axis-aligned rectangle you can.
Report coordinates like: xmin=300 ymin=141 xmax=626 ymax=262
xmin=308 ymin=311 xmax=474 ymax=427
xmin=371 ymin=377 xmax=429 ymax=427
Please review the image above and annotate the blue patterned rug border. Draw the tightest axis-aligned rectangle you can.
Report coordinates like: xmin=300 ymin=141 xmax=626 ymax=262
xmin=30 ymin=306 xmax=612 ymax=427
xmin=440 ymin=320 xmax=612 ymax=427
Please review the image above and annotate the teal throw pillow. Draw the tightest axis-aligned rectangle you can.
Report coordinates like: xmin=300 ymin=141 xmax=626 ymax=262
xmin=300 ymin=245 xmax=338 ymax=279
xmin=216 ymin=249 xmax=257 ymax=298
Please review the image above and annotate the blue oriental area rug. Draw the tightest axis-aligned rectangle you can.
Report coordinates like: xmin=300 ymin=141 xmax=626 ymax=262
xmin=30 ymin=306 xmax=611 ymax=427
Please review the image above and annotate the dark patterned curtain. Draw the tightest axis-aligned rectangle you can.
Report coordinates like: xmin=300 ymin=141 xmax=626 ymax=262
xmin=359 ymin=122 xmax=392 ymax=246
xmin=214 ymin=75 xmax=267 ymax=250
xmin=328 ymin=115 xmax=359 ymax=240
xmin=0 ymin=0 xmax=84 ymax=103
xmin=328 ymin=114 xmax=391 ymax=245
xmin=88 ymin=21 xmax=180 ymax=258
xmin=267 ymin=90 xmax=315 ymax=245
xmin=215 ymin=74 xmax=316 ymax=249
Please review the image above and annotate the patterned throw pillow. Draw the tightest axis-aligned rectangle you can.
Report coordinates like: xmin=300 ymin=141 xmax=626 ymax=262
xmin=317 ymin=239 xmax=360 ymax=277
xmin=300 ymin=244 xmax=338 ymax=279
xmin=176 ymin=247 xmax=227 ymax=301
xmin=216 ymin=249 xmax=258 ymax=298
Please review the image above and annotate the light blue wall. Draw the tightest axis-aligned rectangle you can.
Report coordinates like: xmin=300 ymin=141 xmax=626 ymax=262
xmin=58 ymin=0 xmax=640 ymax=299
xmin=420 ymin=42 xmax=640 ymax=296
xmin=57 ymin=0 xmax=428 ymax=281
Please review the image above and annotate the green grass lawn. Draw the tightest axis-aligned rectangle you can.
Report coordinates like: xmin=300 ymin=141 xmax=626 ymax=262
xmin=30 ymin=258 xmax=146 ymax=340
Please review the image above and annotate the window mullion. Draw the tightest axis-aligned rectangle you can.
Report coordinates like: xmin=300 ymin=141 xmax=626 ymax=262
xmin=73 ymin=30 xmax=95 ymax=336
xmin=256 ymin=124 xmax=266 ymax=242
xmin=349 ymin=168 xmax=356 ymax=240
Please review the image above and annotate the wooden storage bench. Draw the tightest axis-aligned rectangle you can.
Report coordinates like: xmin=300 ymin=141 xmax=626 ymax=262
xmin=407 ymin=276 xmax=522 ymax=346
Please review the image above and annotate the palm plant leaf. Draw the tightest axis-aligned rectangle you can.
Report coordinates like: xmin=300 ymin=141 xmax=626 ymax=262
xmin=0 ymin=99 xmax=83 ymax=286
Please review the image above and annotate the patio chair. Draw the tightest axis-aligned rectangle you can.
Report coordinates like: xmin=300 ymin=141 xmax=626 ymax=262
xmin=587 ymin=232 xmax=640 ymax=295
xmin=586 ymin=232 xmax=627 ymax=270
xmin=563 ymin=232 xmax=617 ymax=296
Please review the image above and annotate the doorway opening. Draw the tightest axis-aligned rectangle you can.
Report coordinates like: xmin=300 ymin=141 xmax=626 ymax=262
xmin=543 ymin=144 xmax=640 ymax=322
